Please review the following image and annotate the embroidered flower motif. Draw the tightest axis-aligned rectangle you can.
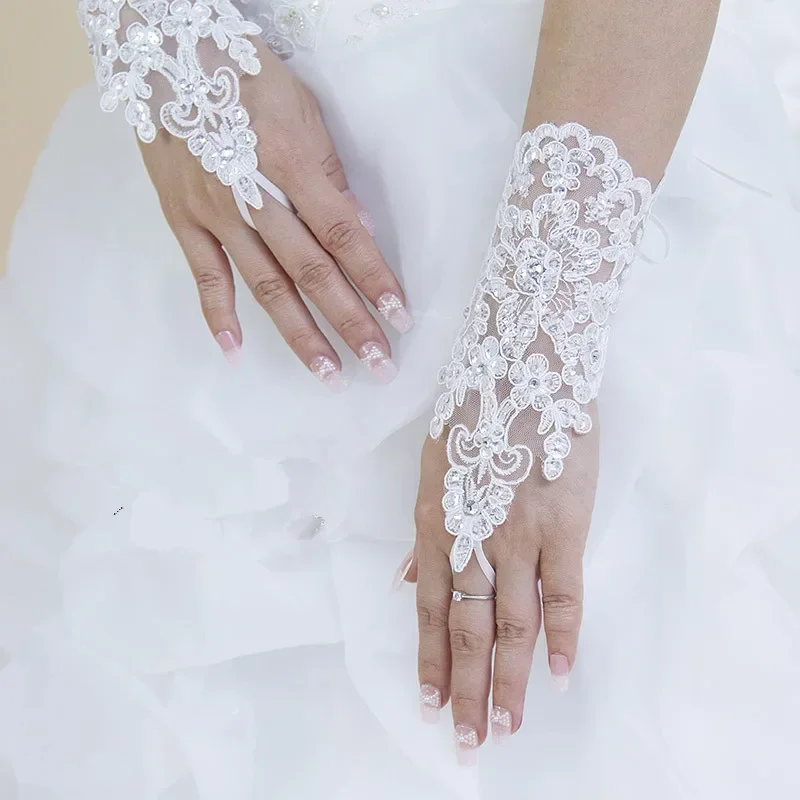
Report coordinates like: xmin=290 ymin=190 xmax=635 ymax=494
xmin=509 ymin=353 xmax=562 ymax=411
xmin=119 ymin=22 xmax=166 ymax=73
xmin=541 ymin=142 xmax=582 ymax=195
xmin=162 ymin=0 xmax=214 ymax=45
xmin=465 ymin=337 xmax=507 ymax=392
xmin=603 ymin=207 xmax=637 ymax=273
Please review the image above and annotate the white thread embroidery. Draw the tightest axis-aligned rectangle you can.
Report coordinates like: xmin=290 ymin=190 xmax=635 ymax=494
xmin=430 ymin=122 xmax=653 ymax=574
xmin=78 ymin=0 xmax=267 ymax=208
xmin=237 ymin=0 xmax=327 ymax=58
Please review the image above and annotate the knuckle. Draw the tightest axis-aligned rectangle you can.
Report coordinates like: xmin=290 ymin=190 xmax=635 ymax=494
xmin=321 ymin=219 xmax=360 ymax=253
xmin=194 ymin=269 xmax=227 ymax=294
xmin=495 ymin=615 xmax=536 ymax=646
xmin=449 ymin=627 xmax=490 ymax=656
xmin=295 ymin=257 xmax=334 ymax=293
xmin=416 ymin=601 xmax=449 ymax=632
xmin=358 ymin=261 xmax=385 ymax=288
xmin=321 ymin=152 xmax=345 ymax=181
xmin=252 ymin=273 xmax=291 ymax=307
xmin=450 ymin=693 xmax=482 ymax=711
xmin=541 ymin=593 xmax=582 ymax=630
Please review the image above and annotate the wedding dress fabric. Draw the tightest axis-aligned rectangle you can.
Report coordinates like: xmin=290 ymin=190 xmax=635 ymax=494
xmin=1 ymin=1 xmax=800 ymax=798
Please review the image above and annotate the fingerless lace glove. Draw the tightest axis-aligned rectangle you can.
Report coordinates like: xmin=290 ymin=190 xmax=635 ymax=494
xmin=77 ymin=1 xmax=275 ymax=210
xmin=430 ymin=122 xmax=654 ymax=577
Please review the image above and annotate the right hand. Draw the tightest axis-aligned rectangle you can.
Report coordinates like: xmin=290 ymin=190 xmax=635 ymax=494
xmin=139 ymin=42 xmax=411 ymax=387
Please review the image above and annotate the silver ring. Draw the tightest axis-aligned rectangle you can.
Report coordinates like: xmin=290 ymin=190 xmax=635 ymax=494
xmin=452 ymin=590 xmax=496 ymax=602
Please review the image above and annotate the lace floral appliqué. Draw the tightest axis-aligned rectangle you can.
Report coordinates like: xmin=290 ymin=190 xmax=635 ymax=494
xmin=430 ymin=122 xmax=653 ymax=574
xmin=78 ymin=0 xmax=267 ymax=208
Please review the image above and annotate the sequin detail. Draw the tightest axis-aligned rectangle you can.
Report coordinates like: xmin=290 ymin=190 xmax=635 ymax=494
xmin=430 ymin=122 xmax=653 ymax=576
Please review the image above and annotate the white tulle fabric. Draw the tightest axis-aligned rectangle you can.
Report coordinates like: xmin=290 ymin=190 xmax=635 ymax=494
xmin=431 ymin=122 xmax=652 ymax=577
xmin=3 ymin=1 xmax=800 ymax=798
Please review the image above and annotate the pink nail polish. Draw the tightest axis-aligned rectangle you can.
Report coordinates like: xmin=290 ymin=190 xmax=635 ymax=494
xmin=490 ymin=706 xmax=512 ymax=745
xmin=419 ymin=684 xmax=441 ymax=724
xmin=343 ymin=189 xmax=376 ymax=237
xmin=454 ymin=725 xmax=479 ymax=767
xmin=377 ymin=292 xmax=414 ymax=334
xmin=550 ymin=654 xmax=571 ymax=693
xmin=215 ymin=331 xmax=242 ymax=365
xmin=359 ymin=341 xmax=397 ymax=383
xmin=310 ymin=356 xmax=348 ymax=394
xmin=392 ymin=549 xmax=414 ymax=591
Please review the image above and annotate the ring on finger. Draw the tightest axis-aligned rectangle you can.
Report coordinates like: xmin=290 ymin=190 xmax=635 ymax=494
xmin=452 ymin=590 xmax=496 ymax=602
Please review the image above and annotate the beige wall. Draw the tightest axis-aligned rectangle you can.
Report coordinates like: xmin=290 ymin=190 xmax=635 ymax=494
xmin=0 ymin=1 xmax=90 ymax=275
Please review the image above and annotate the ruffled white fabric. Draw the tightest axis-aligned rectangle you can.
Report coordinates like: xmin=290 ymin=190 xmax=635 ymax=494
xmin=2 ymin=1 xmax=800 ymax=797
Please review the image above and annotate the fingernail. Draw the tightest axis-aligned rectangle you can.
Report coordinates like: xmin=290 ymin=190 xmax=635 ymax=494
xmin=377 ymin=292 xmax=414 ymax=334
xmin=490 ymin=706 xmax=512 ymax=745
xmin=454 ymin=724 xmax=479 ymax=767
xmin=392 ymin=549 xmax=414 ymax=591
xmin=419 ymin=684 xmax=441 ymax=724
xmin=310 ymin=356 xmax=348 ymax=394
xmin=343 ymin=189 xmax=377 ymax=237
xmin=215 ymin=331 xmax=242 ymax=365
xmin=359 ymin=341 xmax=397 ymax=384
xmin=550 ymin=654 xmax=570 ymax=693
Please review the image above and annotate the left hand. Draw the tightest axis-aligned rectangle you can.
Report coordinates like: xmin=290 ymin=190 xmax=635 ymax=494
xmin=403 ymin=413 xmax=599 ymax=762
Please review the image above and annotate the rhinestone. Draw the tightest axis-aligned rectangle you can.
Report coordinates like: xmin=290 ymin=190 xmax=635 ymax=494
xmin=453 ymin=591 xmax=463 ymax=602
xmin=220 ymin=147 xmax=235 ymax=161
xmin=372 ymin=3 xmax=391 ymax=17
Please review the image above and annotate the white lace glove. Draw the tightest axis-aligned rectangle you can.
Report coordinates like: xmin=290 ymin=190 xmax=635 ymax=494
xmin=77 ymin=0 xmax=287 ymax=213
xmin=430 ymin=122 xmax=654 ymax=582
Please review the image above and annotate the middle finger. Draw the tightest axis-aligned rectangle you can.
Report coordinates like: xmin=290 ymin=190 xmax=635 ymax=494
xmin=449 ymin=559 xmax=496 ymax=766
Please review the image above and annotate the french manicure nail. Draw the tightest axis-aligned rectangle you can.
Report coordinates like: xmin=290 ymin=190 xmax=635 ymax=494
xmin=377 ymin=292 xmax=414 ymax=334
xmin=310 ymin=356 xmax=348 ymax=394
xmin=392 ymin=549 xmax=414 ymax=591
xmin=343 ymin=189 xmax=377 ymax=237
xmin=215 ymin=331 xmax=242 ymax=365
xmin=419 ymin=684 xmax=441 ymax=724
xmin=550 ymin=654 xmax=571 ymax=693
xmin=490 ymin=706 xmax=512 ymax=745
xmin=454 ymin=725 xmax=479 ymax=767
xmin=359 ymin=341 xmax=397 ymax=384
